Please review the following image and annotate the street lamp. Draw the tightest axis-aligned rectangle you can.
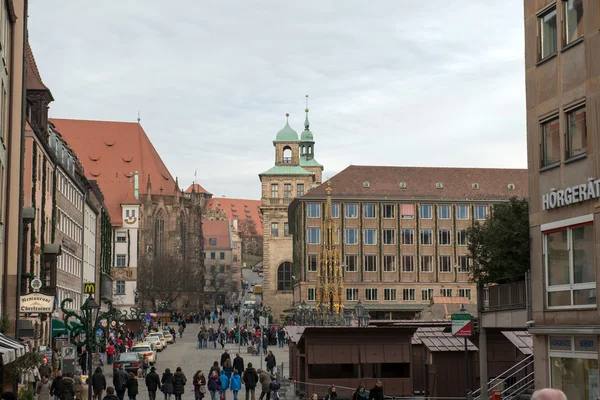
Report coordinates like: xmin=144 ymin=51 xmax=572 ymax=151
xmin=81 ymin=295 xmax=101 ymax=400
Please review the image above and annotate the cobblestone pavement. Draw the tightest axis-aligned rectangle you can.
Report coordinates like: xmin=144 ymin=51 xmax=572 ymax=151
xmin=97 ymin=322 xmax=289 ymax=400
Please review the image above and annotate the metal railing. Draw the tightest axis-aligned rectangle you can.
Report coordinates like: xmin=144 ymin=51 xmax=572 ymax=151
xmin=265 ymin=197 xmax=294 ymax=206
xmin=484 ymin=281 xmax=527 ymax=312
xmin=471 ymin=354 xmax=534 ymax=400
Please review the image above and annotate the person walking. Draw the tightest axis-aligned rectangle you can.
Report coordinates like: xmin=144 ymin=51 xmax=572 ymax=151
xmin=113 ymin=366 xmax=128 ymax=400
xmin=241 ymin=364 xmax=258 ymax=400
xmin=102 ymin=387 xmax=119 ymax=400
xmin=223 ymin=359 xmax=234 ymax=380
xmin=207 ymin=371 xmax=220 ymax=400
xmin=323 ymin=385 xmax=337 ymax=400
xmin=91 ymin=367 xmax=107 ymax=400
xmin=125 ymin=373 xmax=138 ymax=400
xmin=59 ymin=372 xmax=76 ymax=400
xmin=36 ymin=375 xmax=52 ymax=400
xmin=352 ymin=385 xmax=367 ymax=400
xmin=232 ymin=354 xmax=244 ymax=376
xmin=257 ymin=369 xmax=271 ymax=400
xmin=209 ymin=362 xmax=221 ymax=376
xmin=367 ymin=381 xmax=384 ymax=400
xmin=219 ymin=371 xmax=229 ymax=400
xmin=50 ymin=370 xmax=63 ymax=400
xmin=161 ymin=369 xmax=174 ymax=400
xmin=145 ymin=367 xmax=161 ymax=400
xmin=106 ymin=343 xmax=115 ymax=365
xmin=173 ymin=367 xmax=187 ymax=400
xmin=229 ymin=370 xmax=241 ymax=400
xmin=73 ymin=370 xmax=83 ymax=400
xmin=192 ymin=371 xmax=206 ymax=400
xmin=220 ymin=350 xmax=230 ymax=367
xmin=264 ymin=351 xmax=276 ymax=376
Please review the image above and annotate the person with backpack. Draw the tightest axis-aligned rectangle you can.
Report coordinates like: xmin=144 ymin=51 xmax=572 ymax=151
xmin=241 ymin=363 xmax=258 ymax=400
xmin=219 ymin=370 xmax=229 ymax=400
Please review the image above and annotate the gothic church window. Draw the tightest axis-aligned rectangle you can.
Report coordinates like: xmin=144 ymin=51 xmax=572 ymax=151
xmin=154 ymin=210 xmax=165 ymax=258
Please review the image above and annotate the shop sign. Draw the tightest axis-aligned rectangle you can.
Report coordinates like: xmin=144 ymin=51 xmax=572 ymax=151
xmin=574 ymin=336 xmax=597 ymax=352
xmin=542 ymin=179 xmax=600 ymax=210
xmin=549 ymin=336 xmax=572 ymax=351
xmin=20 ymin=293 xmax=55 ymax=313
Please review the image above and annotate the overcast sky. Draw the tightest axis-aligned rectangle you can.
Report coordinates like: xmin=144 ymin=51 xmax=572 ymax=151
xmin=28 ymin=1 xmax=526 ymax=200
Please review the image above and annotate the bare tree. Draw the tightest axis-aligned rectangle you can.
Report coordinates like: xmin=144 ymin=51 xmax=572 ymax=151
xmin=237 ymin=219 xmax=263 ymax=262
xmin=204 ymin=263 xmax=235 ymax=307
xmin=137 ymin=253 xmax=191 ymax=310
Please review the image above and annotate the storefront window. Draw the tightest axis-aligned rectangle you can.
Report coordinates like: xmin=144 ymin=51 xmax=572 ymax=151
xmin=545 ymin=223 xmax=595 ymax=308
xmin=549 ymin=335 xmax=599 ymax=400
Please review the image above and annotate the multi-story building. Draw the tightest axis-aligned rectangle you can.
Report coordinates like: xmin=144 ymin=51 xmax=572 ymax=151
xmin=524 ymin=1 xmax=599 ymax=396
xmin=289 ymin=165 xmax=527 ymax=319
xmin=259 ymin=111 xmax=323 ymax=320
xmin=53 ymin=119 xmax=205 ymax=312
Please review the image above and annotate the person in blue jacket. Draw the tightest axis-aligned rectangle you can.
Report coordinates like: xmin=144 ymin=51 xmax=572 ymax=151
xmin=229 ymin=370 xmax=241 ymax=400
xmin=219 ymin=371 xmax=229 ymax=400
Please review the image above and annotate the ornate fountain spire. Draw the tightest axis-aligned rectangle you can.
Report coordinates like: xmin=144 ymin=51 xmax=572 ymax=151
xmin=316 ymin=182 xmax=344 ymax=315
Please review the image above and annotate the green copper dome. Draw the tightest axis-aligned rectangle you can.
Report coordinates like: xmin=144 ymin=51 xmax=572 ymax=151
xmin=301 ymin=129 xmax=313 ymax=142
xmin=274 ymin=115 xmax=299 ymax=143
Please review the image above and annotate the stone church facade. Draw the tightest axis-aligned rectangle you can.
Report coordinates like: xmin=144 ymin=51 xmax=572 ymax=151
xmin=259 ymin=110 xmax=323 ymax=321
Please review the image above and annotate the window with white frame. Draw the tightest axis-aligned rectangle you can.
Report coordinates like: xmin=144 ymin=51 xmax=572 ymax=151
xmin=307 ymin=254 xmax=318 ymax=272
xmin=284 ymin=223 xmax=290 ymax=237
xmin=401 ymin=229 xmax=414 ymax=245
xmin=438 ymin=205 xmax=451 ymax=219
xmin=383 ymin=229 xmax=395 ymax=245
xmin=545 ymin=222 xmax=595 ymax=308
xmin=116 ymin=254 xmax=126 ymax=267
xmin=549 ymin=335 xmax=598 ymax=400
xmin=458 ymin=288 xmax=472 ymax=300
xmin=402 ymin=255 xmax=414 ymax=272
xmin=116 ymin=280 xmax=126 ymax=295
xmin=422 ymin=288 xmax=434 ymax=301
xmin=383 ymin=255 xmax=396 ymax=272
xmin=402 ymin=288 xmax=415 ymax=301
xmin=363 ymin=204 xmax=376 ymax=219
xmin=475 ymin=205 xmax=487 ymax=220
xmin=456 ymin=230 xmax=468 ymax=246
xmin=364 ymin=255 xmax=377 ymax=272
xmin=345 ymin=204 xmax=358 ymax=218
xmin=364 ymin=229 xmax=377 ymax=245
xmin=346 ymin=255 xmax=358 ymax=272
xmin=365 ymin=288 xmax=378 ymax=301
xmin=296 ymin=184 xmax=304 ymax=197
xmin=345 ymin=228 xmax=358 ymax=245
xmin=401 ymin=204 xmax=415 ymax=219
xmin=456 ymin=205 xmax=469 ymax=220
xmin=346 ymin=288 xmax=359 ymax=301
xmin=457 ymin=256 xmax=470 ymax=273
xmin=307 ymin=287 xmax=316 ymax=301
xmin=116 ymin=231 xmax=127 ymax=242
xmin=271 ymin=222 xmax=279 ymax=237
xmin=383 ymin=204 xmax=395 ymax=219
xmin=271 ymin=184 xmax=279 ymax=198
xmin=421 ymin=255 xmax=433 ymax=272
xmin=440 ymin=288 xmax=453 ymax=297
xmin=307 ymin=228 xmax=320 ymax=244
xmin=439 ymin=230 xmax=451 ymax=245
xmin=563 ymin=0 xmax=584 ymax=46
xmin=384 ymin=288 xmax=397 ymax=301
xmin=307 ymin=203 xmax=320 ymax=218
xmin=331 ymin=203 xmax=339 ymax=218
xmin=420 ymin=229 xmax=432 ymax=245
xmin=539 ymin=6 xmax=557 ymax=59
xmin=439 ymin=255 xmax=452 ymax=272
xmin=420 ymin=204 xmax=432 ymax=219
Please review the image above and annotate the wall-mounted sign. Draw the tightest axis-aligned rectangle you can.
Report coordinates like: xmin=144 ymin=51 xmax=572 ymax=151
xmin=83 ymin=283 xmax=96 ymax=294
xmin=20 ymin=293 xmax=55 ymax=313
xmin=542 ymin=179 xmax=600 ymax=210
xmin=30 ymin=278 xmax=42 ymax=291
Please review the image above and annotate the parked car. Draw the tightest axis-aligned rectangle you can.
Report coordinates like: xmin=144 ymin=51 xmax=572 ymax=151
xmin=113 ymin=352 xmax=143 ymax=374
xmin=144 ymin=336 xmax=163 ymax=352
xmin=162 ymin=331 xmax=175 ymax=344
xmin=148 ymin=332 xmax=168 ymax=348
xmin=132 ymin=343 xmax=157 ymax=365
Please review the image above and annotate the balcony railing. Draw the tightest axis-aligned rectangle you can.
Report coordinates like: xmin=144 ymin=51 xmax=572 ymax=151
xmin=484 ymin=280 xmax=527 ymax=312
xmin=264 ymin=197 xmax=294 ymax=206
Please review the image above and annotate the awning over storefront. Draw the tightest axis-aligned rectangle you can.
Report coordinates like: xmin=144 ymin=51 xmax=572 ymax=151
xmin=502 ymin=330 xmax=533 ymax=355
xmin=0 ymin=333 xmax=28 ymax=364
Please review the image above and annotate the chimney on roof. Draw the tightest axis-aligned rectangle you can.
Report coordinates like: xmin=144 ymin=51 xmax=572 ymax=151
xmin=134 ymin=171 xmax=139 ymax=200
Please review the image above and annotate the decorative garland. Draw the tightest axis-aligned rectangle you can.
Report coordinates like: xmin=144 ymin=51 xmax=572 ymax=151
xmin=40 ymin=157 xmax=47 ymax=282
xmin=51 ymin=169 xmax=56 ymax=242
xmin=29 ymin=144 xmax=38 ymax=278
xmin=127 ymin=230 xmax=131 ymax=266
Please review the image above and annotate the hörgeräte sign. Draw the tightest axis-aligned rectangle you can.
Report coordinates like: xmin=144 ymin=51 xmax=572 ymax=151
xmin=542 ymin=179 xmax=600 ymax=210
xmin=20 ymin=293 xmax=55 ymax=313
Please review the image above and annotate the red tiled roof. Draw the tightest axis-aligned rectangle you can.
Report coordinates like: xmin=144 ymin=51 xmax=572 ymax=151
xmin=50 ymin=119 xmax=177 ymax=225
xmin=204 ymin=198 xmax=263 ymax=236
xmin=185 ymin=183 xmax=212 ymax=195
xmin=305 ymin=165 xmax=528 ymax=200
xmin=202 ymin=219 xmax=231 ymax=250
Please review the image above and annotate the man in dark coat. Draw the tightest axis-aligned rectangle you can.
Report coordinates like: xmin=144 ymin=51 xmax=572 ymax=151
xmin=233 ymin=353 xmax=245 ymax=375
xmin=241 ymin=363 xmax=259 ymax=400
xmin=112 ymin=366 xmax=128 ymax=400
xmin=220 ymin=350 xmax=230 ymax=367
xmin=50 ymin=370 xmax=63 ymax=400
xmin=145 ymin=367 xmax=161 ymax=400
xmin=368 ymin=380 xmax=384 ymax=400
xmin=91 ymin=367 xmax=107 ymax=400
xmin=264 ymin=351 xmax=276 ymax=375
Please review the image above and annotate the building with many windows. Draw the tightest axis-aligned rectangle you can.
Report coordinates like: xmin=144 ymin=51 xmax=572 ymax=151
xmin=524 ymin=0 xmax=599 ymax=396
xmin=289 ymin=165 xmax=527 ymax=319
xmin=259 ymin=111 xmax=323 ymax=320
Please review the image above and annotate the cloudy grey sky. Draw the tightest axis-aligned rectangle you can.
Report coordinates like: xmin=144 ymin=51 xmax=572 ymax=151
xmin=29 ymin=1 xmax=526 ymax=200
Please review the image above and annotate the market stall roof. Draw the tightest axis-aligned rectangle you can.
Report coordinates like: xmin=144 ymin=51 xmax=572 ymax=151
xmin=502 ymin=331 xmax=533 ymax=355
xmin=0 ymin=333 xmax=27 ymax=363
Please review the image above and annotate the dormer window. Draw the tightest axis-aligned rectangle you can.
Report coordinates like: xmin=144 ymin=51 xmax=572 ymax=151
xmin=399 ymin=182 xmax=407 ymax=189
xmin=363 ymin=181 xmax=370 ymax=188
xmin=472 ymin=183 xmax=480 ymax=190
xmin=436 ymin=182 xmax=444 ymax=189
xmin=507 ymin=183 xmax=515 ymax=190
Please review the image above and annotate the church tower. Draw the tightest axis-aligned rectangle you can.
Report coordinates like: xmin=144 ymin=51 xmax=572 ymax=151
xmin=259 ymin=112 xmax=323 ymax=322
xmin=315 ymin=183 xmax=344 ymax=314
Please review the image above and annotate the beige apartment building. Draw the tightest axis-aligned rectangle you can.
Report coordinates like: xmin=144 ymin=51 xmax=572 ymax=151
xmin=289 ymin=166 xmax=527 ymax=319
xmin=259 ymin=111 xmax=323 ymax=320
xmin=524 ymin=1 xmax=600 ymax=397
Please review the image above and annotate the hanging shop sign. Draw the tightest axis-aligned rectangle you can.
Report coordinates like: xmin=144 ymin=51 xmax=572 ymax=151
xmin=542 ymin=179 xmax=600 ymax=210
xmin=20 ymin=293 xmax=55 ymax=313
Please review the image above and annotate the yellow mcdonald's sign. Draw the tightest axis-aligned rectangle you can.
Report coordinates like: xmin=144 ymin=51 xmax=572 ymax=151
xmin=84 ymin=283 xmax=96 ymax=294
